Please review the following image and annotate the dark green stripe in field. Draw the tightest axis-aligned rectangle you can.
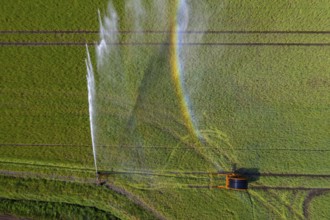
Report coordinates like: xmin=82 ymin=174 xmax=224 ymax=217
xmin=0 ymin=176 xmax=155 ymax=219
xmin=0 ymin=198 xmax=118 ymax=220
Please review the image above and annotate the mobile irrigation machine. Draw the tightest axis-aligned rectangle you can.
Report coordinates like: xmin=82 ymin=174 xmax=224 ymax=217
xmin=216 ymin=173 xmax=248 ymax=190
xmin=96 ymin=170 xmax=249 ymax=190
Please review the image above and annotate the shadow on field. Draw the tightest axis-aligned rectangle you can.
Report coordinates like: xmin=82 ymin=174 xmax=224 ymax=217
xmin=125 ymin=42 xmax=171 ymax=134
xmin=232 ymin=165 xmax=260 ymax=183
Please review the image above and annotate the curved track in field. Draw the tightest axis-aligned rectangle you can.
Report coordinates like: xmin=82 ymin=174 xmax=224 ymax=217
xmin=1 ymin=158 xmax=329 ymax=219
xmin=302 ymin=189 xmax=330 ymax=219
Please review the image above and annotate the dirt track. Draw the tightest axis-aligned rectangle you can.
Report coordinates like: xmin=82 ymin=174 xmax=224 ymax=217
xmin=303 ymin=189 xmax=330 ymax=219
xmin=105 ymin=184 xmax=166 ymax=220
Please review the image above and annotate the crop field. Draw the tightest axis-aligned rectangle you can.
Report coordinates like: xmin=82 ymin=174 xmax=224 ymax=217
xmin=1 ymin=0 xmax=330 ymax=219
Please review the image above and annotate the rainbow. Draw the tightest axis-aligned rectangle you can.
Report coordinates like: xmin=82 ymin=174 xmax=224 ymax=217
xmin=170 ymin=0 xmax=201 ymax=141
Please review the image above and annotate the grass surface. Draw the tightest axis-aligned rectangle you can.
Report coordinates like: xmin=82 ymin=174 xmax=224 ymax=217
xmin=1 ymin=0 xmax=330 ymax=219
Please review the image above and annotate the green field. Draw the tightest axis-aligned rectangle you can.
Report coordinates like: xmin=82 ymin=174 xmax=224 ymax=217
xmin=1 ymin=0 xmax=330 ymax=219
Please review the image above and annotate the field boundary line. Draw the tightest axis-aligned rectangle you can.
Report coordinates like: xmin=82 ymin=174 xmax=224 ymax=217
xmin=1 ymin=30 xmax=330 ymax=34
xmin=1 ymin=161 xmax=329 ymax=178
xmin=0 ymin=170 xmax=96 ymax=184
xmin=251 ymin=186 xmax=330 ymax=191
xmin=97 ymin=170 xmax=330 ymax=178
xmin=1 ymin=42 xmax=330 ymax=47
xmin=0 ymin=160 xmax=94 ymax=172
xmin=1 ymin=143 xmax=328 ymax=152
xmin=0 ymin=143 xmax=90 ymax=147
xmin=187 ymin=185 xmax=330 ymax=191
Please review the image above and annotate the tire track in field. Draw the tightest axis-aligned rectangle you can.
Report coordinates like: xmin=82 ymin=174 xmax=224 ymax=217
xmin=0 ymin=30 xmax=98 ymax=34
xmin=303 ymin=189 xmax=330 ymax=219
xmin=0 ymin=174 xmax=157 ymax=220
xmin=256 ymin=173 xmax=330 ymax=178
xmin=1 ymin=42 xmax=330 ymax=46
xmin=0 ymin=143 xmax=90 ymax=147
xmin=1 ymin=29 xmax=330 ymax=47
xmin=181 ymin=185 xmax=330 ymax=192
xmin=0 ymin=169 xmax=165 ymax=219
xmin=97 ymin=170 xmax=330 ymax=179
xmin=187 ymin=185 xmax=330 ymax=194
xmin=2 ymin=161 xmax=329 ymax=191
xmin=0 ymin=170 xmax=97 ymax=185
xmin=249 ymin=188 xmax=305 ymax=219
xmin=3 ymin=167 xmax=328 ymax=220
xmin=0 ymin=160 xmax=94 ymax=173
xmin=1 ymin=159 xmax=329 ymax=179
xmin=1 ymin=30 xmax=330 ymax=34
xmin=251 ymin=186 xmax=330 ymax=191
xmin=1 ymin=143 xmax=329 ymax=152
xmin=105 ymin=184 xmax=166 ymax=220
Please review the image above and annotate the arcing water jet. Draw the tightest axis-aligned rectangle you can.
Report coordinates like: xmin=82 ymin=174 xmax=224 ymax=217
xmin=86 ymin=0 xmax=221 ymax=178
xmin=86 ymin=45 xmax=98 ymax=174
